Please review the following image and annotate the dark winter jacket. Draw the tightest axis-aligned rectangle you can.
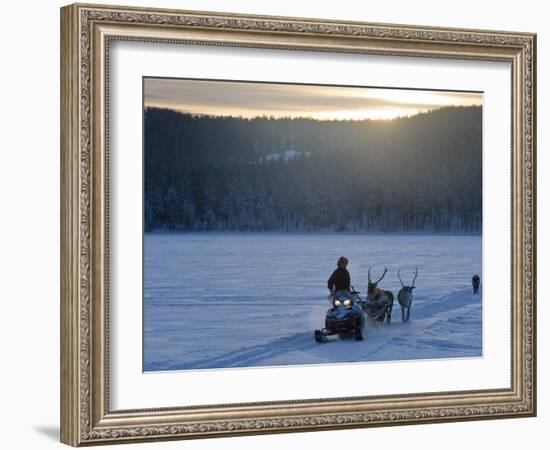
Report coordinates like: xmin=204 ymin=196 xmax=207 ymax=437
xmin=327 ymin=267 xmax=351 ymax=292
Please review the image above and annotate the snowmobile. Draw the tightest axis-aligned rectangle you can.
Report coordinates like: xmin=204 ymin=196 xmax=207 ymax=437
xmin=314 ymin=288 xmax=365 ymax=342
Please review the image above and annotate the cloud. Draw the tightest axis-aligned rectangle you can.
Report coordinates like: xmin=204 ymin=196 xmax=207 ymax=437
xmin=144 ymin=78 xmax=482 ymax=120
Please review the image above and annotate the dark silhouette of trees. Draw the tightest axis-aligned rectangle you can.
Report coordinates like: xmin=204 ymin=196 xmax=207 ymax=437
xmin=144 ymin=106 xmax=482 ymax=233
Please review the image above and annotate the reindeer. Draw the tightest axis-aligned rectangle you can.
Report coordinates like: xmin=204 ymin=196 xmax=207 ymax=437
xmin=365 ymin=267 xmax=394 ymax=324
xmin=397 ymin=267 xmax=418 ymax=322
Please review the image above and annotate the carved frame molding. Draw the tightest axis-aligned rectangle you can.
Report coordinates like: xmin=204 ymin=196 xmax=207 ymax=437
xmin=61 ymin=3 xmax=536 ymax=446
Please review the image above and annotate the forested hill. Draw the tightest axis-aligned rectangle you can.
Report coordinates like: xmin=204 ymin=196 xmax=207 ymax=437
xmin=144 ymin=106 xmax=482 ymax=233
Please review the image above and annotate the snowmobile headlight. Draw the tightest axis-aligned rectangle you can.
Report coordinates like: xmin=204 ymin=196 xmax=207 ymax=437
xmin=334 ymin=300 xmax=341 ymax=307
xmin=344 ymin=299 xmax=352 ymax=307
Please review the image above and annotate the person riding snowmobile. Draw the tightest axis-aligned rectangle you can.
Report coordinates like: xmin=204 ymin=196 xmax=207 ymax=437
xmin=327 ymin=256 xmax=352 ymax=304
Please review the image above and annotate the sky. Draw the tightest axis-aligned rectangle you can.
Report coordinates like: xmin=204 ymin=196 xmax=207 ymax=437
xmin=144 ymin=77 xmax=482 ymax=121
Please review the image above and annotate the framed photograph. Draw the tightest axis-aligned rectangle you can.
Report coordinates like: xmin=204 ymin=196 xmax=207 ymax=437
xmin=60 ymin=3 xmax=536 ymax=446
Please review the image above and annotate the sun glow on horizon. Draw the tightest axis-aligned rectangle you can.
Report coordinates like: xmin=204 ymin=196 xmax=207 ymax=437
xmin=144 ymin=78 xmax=482 ymax=121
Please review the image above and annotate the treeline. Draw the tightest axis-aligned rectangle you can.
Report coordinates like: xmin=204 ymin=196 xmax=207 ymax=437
xmin=144 ymin=106 xmax=482 ymax=233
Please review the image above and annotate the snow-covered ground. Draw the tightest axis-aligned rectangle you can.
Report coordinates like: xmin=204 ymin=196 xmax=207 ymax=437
xmin=144 ymin=233 xmax=482 ymax=371
xmin=259 ymin=148 xmax=312 ymax=162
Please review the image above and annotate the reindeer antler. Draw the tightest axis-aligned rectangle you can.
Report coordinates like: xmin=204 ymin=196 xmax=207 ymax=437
xmin=412 ymin=266 xmax=418 ymax=287
xmin=374 ymin=267 xmax=388 ymax=284
xmin=397 ymin=269 xmax=404 ymax=287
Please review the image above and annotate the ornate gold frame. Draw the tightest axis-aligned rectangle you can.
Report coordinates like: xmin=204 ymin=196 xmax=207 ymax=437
xmin=60 ymin=2 xmax=536 ymax=446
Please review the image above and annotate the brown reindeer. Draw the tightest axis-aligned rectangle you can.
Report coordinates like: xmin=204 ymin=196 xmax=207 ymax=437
xmin=364 ymin=267 xmax=394 ymax=324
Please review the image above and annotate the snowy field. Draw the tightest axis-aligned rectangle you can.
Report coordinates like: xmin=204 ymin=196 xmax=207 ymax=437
xmin=143 ymin=233 xmax=482 ymax=372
